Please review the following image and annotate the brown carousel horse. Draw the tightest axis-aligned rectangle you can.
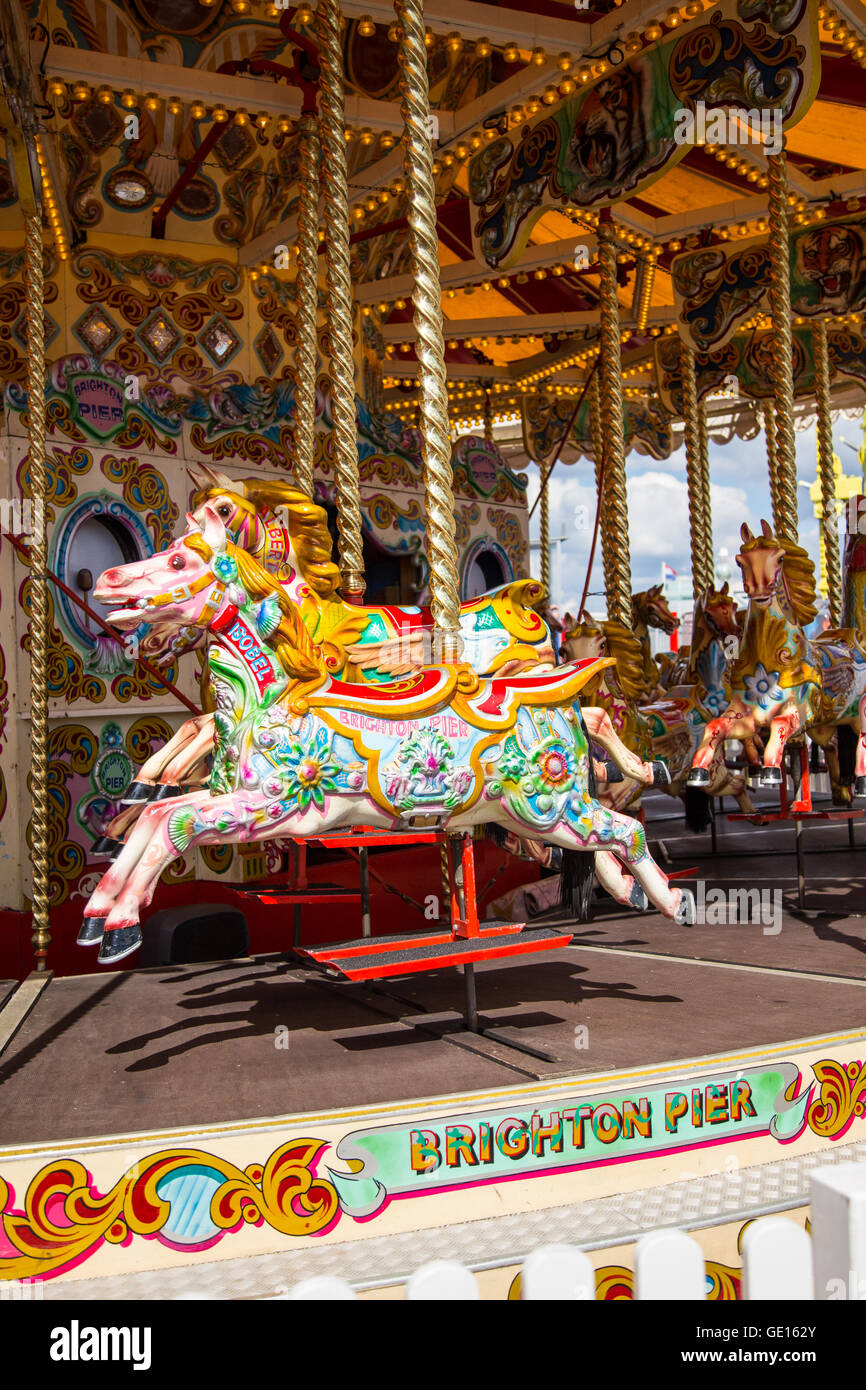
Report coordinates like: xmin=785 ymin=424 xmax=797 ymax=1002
xmin=688 ymin=521 xmax=866 ymax=801
xmin=632 ymin=584 xmax=680 ymax=699
xmin=564 ymin=591 xmax=755 ymax=826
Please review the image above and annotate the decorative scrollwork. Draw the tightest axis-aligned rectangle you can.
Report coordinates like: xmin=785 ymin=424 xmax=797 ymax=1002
xmin=807 ymin=1058 xmax=866 ymax=1140
xmin=0 ymin=1140 xmax=339 ymax=1282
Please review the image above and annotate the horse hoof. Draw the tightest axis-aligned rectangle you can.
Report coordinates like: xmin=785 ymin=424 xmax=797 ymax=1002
xmin=122 ymin=780 xmax=157 ymax=804
xmin=855 ymin=777 xmax=866 ymax=798
xmin=97 ymin=925 xmax=142 ymax=965
xmin=78 ymin=916 xmax=106 ymax=946
xmin=152 ymin=783 xmax=183 ymax=801
xmin=630 ymin=882 xmax=649 ymax=911
xmin=90 ymin=835 xmax=123 ymax=858
xmin=686 ymin=767 xmax=710 ymax=787
xmin=674 ymin=890 xmax=696 ymax=926
xmin=603 ymin=760 xmax=624 ymax=784
xmin=761 ymin=766 xmax=783 ymax=785
xmin=651 ymin=760 xmax=671 ymax=788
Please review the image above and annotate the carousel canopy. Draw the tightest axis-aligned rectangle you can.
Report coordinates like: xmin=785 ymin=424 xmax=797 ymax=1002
xmin=0 ymin=0 xmax=863 ymax=443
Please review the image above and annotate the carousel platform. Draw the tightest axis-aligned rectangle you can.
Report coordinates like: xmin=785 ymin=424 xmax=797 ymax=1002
xmin=1 ymin=795 xmax=865 ymax=1295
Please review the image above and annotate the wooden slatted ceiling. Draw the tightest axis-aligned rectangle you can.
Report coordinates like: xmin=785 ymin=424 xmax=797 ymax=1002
xmin=785 ymin=99 xmax=866 ymax=171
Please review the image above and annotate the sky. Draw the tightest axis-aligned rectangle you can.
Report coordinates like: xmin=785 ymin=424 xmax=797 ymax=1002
xmin=526 ymin=415 xmax=866 ymax=621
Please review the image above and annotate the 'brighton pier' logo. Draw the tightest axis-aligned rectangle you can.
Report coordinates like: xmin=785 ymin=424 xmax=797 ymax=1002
xmin=325 ymin=1061 xmax=811 ymax=1217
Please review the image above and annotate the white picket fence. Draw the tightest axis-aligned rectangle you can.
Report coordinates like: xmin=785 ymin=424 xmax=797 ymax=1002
xmin=276 ymin=1162 xmax=866 ymax=1300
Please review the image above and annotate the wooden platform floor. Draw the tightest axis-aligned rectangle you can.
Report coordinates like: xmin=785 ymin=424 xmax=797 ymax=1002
xmin=2 ymin=793 xmax=866 ymax=1147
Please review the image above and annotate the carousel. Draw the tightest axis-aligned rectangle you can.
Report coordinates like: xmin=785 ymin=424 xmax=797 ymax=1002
xmin=1 ymin=0 xmax=866 ymax=1301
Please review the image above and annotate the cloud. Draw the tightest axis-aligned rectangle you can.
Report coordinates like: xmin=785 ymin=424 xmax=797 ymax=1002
xmin=528 ymin=421 xmax=833 ymax=611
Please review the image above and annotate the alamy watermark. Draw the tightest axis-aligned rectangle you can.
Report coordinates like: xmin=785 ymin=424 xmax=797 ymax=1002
xmin=840 ymin=496 xmax=866 ymax=536
xmin=0 ymin=496 xmax=44 ymax=539
xmin=50 ymin=1321 xmax=151 ymax=1371
xmin=1 ymin=1278 xmax=42 ymax=1300
xmin=826 ymin=1270 xmax=866 ymax=1300
xmin=674 ymin=100 xmax=782 ymax=157
xmin=695 ymin=881 xmax=782 ymax=936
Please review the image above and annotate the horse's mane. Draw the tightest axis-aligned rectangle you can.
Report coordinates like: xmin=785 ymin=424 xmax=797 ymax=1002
xmin=688 ymin=589 xmax=721 ymax=665
xmin=194 ymin=477 xmax=341 ymax=600
xmin=187 ymin=534 xmax=324 ymax=680
xmin=600 ymin=620 xmax=646 ymax=702
xmin=741 ymin=534 xmax=818 ymax=625
xmin=565 ymin=614 xmax=645 ymax=703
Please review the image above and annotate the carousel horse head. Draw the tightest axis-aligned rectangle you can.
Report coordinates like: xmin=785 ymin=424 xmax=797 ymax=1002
xmin=561 ymin=613 xmax=646 ymax=703
xmin=632 ymin=583 xmax=679 ymax=635
xmin=561 ymin=611 xmax=607 ymax=662
xmin=737 ymin=520 xmax=817 ymax=621
xmin=95 ymin=507 xmax=231 ymax=633
xmin=187 ymin=463 xmax=341 ymax=599
xmin=694 ymin=580 xmax=739 ymax=640
xmin=96 ymin=503 xmax=324 ymax=683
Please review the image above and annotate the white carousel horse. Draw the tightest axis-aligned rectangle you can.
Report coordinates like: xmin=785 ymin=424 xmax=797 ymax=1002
xmin=81 ymin=505 xmax=696 ymax=963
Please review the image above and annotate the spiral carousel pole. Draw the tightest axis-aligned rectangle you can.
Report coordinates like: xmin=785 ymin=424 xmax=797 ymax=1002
xmin=597 ymin=212 xmax=631 ymax=628
xmin=539 ymin=470 xmax=551 ymax=596
xmin=697 ymin=396 xmax=713 ymax=588
xmin=766 ymin=147 xmax=799 ymax=544
xmin=23 ymin=148 xmax=50 ymax=970
xmin=588 ymin=366 xmax=614 ymax=616
xmin=395 ymin=0 xmax=462 ymax=662
xmin=814 ymin=317 xmax=841 ymax=626
xmin=483 ymin=390 xmax=493 ymax=447
xmin=292 ymin=110 xmax=321 ymax=499
xmin=763 ymin=399 xmax=782 ymax=536
xmin=681 ymin=343 xmax=709 ymax=598
xmin=316 ymin=0 xmax=365 ymax=599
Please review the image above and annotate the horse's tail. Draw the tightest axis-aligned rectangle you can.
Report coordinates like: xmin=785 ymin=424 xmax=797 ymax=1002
xmin=481 ymin=822 xmax=508 ymax=848
xmin=559 ymin=847 xmax=595 ymax=921
xmin=684 ymin=784 xmax=712 ymax=833
xmin=838 ymin=723 xmax=857 ymax=784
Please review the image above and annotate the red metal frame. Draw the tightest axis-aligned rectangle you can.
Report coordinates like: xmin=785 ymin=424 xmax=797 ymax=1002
xmin=727 ymin=745 xmax=865 ymax=825
xmin=294 ymin=832 xmax=573 ymax=981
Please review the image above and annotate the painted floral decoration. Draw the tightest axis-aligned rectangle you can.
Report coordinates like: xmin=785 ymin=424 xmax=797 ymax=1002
xmin=742 ymin=663 xmax=784 ymax=708
xmin=283 ymin=729 xmax=340 ymax=811
xmin=213 ymin=553 xmax=238 ymax=583
xmin=399 ymin=729 xmax=454 ymax=779
xmin=535 ymin=744 xmax=572 ymax=790
xmin=701 ymin=684 xmax=728 ymax=717
xmin=494 ymin=723 xmax=581 ymax=825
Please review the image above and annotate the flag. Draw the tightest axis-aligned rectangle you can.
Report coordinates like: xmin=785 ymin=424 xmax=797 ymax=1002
xmin=662 ymin=563 xmax=677 ymax=581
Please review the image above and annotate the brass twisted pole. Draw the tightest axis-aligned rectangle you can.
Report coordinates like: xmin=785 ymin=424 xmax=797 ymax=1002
xmin=681 ymin=343 xmax=708 ymax=598
xmin=814 ymin=317 xmax=841 ymax=626
xmin=597 ymin=212 xmax=631 ymax=628
xmin=697 ymin=396 xmax=713 ymax=590
xmin=24 ymin=207 xmax=50 ymax=969
xmin=635 ymin=248 xmax=657 ymax=336
xmin=316 ymin=0 xmax=365 ymax=598
xmin=766 ymin=149 xmax=799 ymax=544
xmin=539 ymin=469 xmax=550 ymax=595
xmin=483 ymin=390 xmax=493 ymax=446
xmin=292 ymin=112 xmax=321 ymax=499
xmin=396 ymin=0 xmax=462 ymax=661
xmin=440 ymin=840 xmax=450 ymax=919
xmin=763 ymin=399 xmax=782 ymax=533
xmin=589 ymin=367 xmax=614 ymax=614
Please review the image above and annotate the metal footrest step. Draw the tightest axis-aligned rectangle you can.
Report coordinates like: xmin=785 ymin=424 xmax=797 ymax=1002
xmin=311 ymin=831 xmax=443 ymax=849
xmin=298 ymin=919 xmax=525 ymax=963
xmin=236 ymin=883 xmax=362 ymax=905
xmin=297 ymin=923 xmax=573 ymax=981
